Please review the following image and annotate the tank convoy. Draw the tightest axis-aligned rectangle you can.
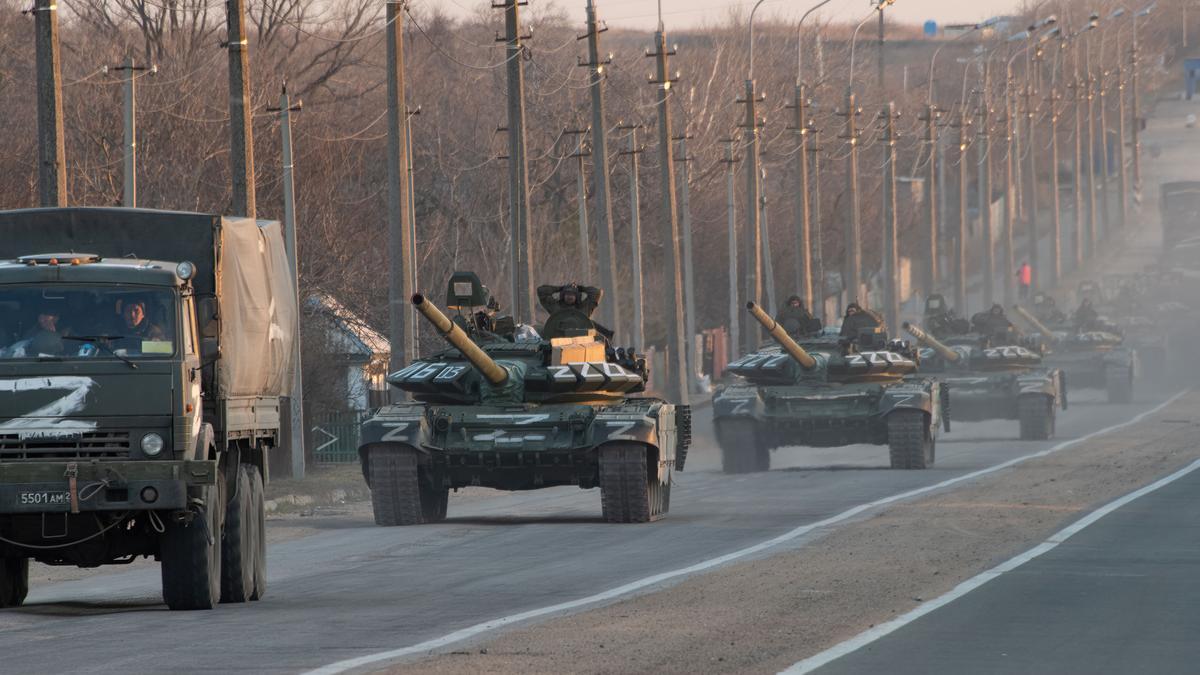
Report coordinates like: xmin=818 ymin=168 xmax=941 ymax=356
xmin=356 ymin=273 xmax=688 ymax=525
xmin=904 ymin=323 xmax=1065 ymax=440
xmin=712 ymin=302 xmax=948 ymax=472
xmin=1013 ymin=305 xmax=1136 ymax=404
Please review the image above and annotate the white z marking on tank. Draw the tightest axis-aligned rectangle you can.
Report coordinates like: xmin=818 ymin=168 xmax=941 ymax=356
xmin=475 ymin=414 xmax=550 ymax=425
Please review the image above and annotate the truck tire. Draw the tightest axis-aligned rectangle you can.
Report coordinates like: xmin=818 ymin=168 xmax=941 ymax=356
xmin=0 ymin=558 xmax=28 ymax=608
xmin=888 ymin=411 xmax=934 ymax=470
xmin=599 ymin=443 xmax=665 ymax=523
xmin=369 ymin=446 xmax=425 ymax=526
xmin=716 ymin=420 xmax=769 ymax=474
xmin=247 ymin=464 xmax=267 ymax=601
xmin=220 ymin=464 xmax=255 ymax=603
xmin=1106 ymin=367 xmax=1133 ymax=404
xmin=1018 ymin=396 xmax=1055 ymax=441
xmin=161 ymin=481 xmax=225 ymax=610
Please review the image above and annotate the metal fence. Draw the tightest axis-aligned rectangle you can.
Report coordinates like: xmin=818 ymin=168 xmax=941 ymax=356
xmin=308 ymin=410 xmax=370 ymax=464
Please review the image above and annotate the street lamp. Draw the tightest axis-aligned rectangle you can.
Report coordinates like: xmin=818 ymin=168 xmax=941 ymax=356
xmin=796 ymin=0 xmax=836 ymax=85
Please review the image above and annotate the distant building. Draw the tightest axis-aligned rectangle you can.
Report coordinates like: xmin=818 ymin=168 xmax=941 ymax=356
xmin=305 ymin=293 xmax=390 ymax=411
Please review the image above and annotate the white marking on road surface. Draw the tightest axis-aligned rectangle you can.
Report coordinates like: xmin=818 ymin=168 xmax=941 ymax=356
xmin=782 ymin=398 xmax=1198 ymax=673
xmin=303 ymin=390 xmax=1188 ymax=675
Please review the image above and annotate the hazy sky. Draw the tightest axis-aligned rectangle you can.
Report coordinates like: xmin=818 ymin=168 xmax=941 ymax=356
xmin=434 ymin=0 xmax=1030 ymax=30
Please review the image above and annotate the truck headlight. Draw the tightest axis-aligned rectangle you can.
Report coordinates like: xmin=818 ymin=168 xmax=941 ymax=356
xmin=141 ymin=433 xmax=165 ymax=457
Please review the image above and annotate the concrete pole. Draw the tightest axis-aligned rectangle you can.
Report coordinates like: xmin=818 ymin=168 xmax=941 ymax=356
xmin=1072 ymin=72 xmax=1086 ymax=269
xmin=724 ymin=140 xmax=740 ymax=357
xmin=741 ymin=79 xmax=762 ymax=352
xmin=1098 ymin=72 xmax=1113 ymax=239
xmin=225 ymin=0 xmax=255 ymax=218
xmin=1131 ymin=26 xmax=1143 ymax=209
xmin=500 ymin=0 xmax=535 ymax=321
xmin=1002 ymin=85 xmax=1016 ymax=306
xmin=275 ymin=86 xmax=305 ymax=480
xmin=677 ymin=135 xmax=698 ymax=394
xmin=793 ymin=84 xmax=814 ymax=310
xmin=121 ymin=57 xmax=138 ymax=208
xmin=386 ymin=0 xmax=415 ymax=376
xmin=977 ymin=90 xmax=995 ymax=307
xmin=575 ymin=144 xmax=592 ymax=274
xmin=622 ymin=128 xmax=645 ymax=354
xmin=1024 ymin=76 xmax=1040 ymax=292
xmin=843 ymin=90 xmax=863 ymax=305
xmin=1115 ymin=59 xmax=1129 ymax=228
xmin=759 ymin=170 xmax=777 ymax=314
xmin=583 ymin=0 xmax=620 ymax=335
xmin=955 ymin=108 xmax=970 ymax=314
xmin=649 ymin=30 xmax=689 ymax=405
xmin=34 ymin=0 xmax=65 ymax=207
xmin=1085 ymin=64 xmax=1099 ymax=257
xmin=406 ymin=108 xmax=419 ymax=359
xmin=922 ymin=103 xmax=939 ymax=298
xmin=1049 ymin=90 xmax=1063 ymax=288
xmin=808 ymin=123 xmax=825 ymax=319
xmin=881 ymin=102 xmax=900 ymax=331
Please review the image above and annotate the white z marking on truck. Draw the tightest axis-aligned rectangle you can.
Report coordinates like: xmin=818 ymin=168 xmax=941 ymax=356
xmin=0 ymin=377 xmax=98 ymax=434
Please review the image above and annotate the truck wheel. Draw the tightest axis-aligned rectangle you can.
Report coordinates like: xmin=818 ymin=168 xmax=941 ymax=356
xmin=1018 ymin=396 xmax=1055 ymax=441
xmin=220 ymin=464 xmax=255 ymax=603
xmin=369 ymin=446 xmax=426 ymax=526
xmin=716 ymin=420 xmax=768 ymax=474
xmin=1106 ymin=368 xmax=1133 ymax=404
xmin=247 ymin=465 xmax=267 ymax=601
xmin=599 ymin=443 xmax=665 ymax=523
xmin=161 ymin=481 xmax=225 ymax=610
xmin=888 ymin=411 xmax=934 ymax=470
xmin=0 ymin=558 xmax=28 ymax=608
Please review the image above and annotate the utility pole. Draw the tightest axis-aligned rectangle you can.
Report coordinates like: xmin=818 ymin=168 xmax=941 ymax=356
xmin=1115 ymin=58 xmax=1129 ymax=228
xmin=1023 ymin=62 xmax=1040 ymax=292
xmin=920 ymin=103 xmax=940 ymax=299
xmin=808 ymin=120 xmax=826 ymax=319
xmin=33 ymin=0 xmax=65 ymax=207
xmin=676 ymin=133 xmax=698 ymax=395
xmin=881 ymin=102 xmax=900 ymax=331
xmin=268 ymin=85 xmax=306 ymax=479
xmin=565 ymin=128 xmax=592 ymax=273
xmin=1002 ymin=85 xmax=1016 ymax=306
xmin=497 ymin=0 xmax=534 ymax=322
xmin=225 ymin=0 xmax=255 ymax=218
xmin=722 ymin=139 xmax=740 ymax=358
xmin=112 ymin=58 xmax=153 ymax=208
xmin=1131 ymin=25 xmax=1143 ymax=210
xmin=952 ymin=108 xmax=971 ymax=313
xmin=619 ymin=124 xmax=645 ymax=353
xmin=406 ymin=106 xmax=420 ymax=357
xmin=1097 ymin=69 xmax=1112 ymax=239
xmin=738 ymin=79 xmax=764 ymax=351
xmin=579 ymin=0 xmax=620 ymax=335
xmin=1084 ymin=58 xmax=1099 ymax=257
xmin=790 ymin=84 xmax=814 ymax=310
xmin=1047 ymin=85 xmax=1063 ymax=288
xmin=877 ymin=3 xmax=887 ymax=89
xmin=386 ymin=0 xmax=415 ymax=377
xmin=759 ymin=168 xmax=777 ymax=314
xmin=976 ymin=88 xmax=996 ymax=307
xmin=647 ymin=29 xmax=689 ymax=405
xmin=838 ymin=91 xmax=863 ymax=305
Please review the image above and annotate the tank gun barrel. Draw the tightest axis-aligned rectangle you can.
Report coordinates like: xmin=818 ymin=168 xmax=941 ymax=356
xmin=411 ymin=293 xmax=508 ymax=385
xmin=1011 ymin=305 xmax=1057 ymax=340
xmin=746 ymin=302 xmax=818 ymax=369
xmin=903 ymin=322 xmax=962 ymax=363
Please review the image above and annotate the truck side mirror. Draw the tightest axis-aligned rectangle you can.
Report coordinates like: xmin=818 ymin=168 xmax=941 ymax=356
xmin=200 ymin=338 xmax=221 ymax=367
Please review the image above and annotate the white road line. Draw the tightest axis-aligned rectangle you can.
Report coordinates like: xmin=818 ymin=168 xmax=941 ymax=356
xmin=783 ymin=436 xmax=1200 ymax=674
xmin=304 ymin=390 xmax=1188 ymax=675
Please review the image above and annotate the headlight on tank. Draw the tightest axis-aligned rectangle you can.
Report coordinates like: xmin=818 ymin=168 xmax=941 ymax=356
xmin=141 ymin=433 xmax=165 ymax=457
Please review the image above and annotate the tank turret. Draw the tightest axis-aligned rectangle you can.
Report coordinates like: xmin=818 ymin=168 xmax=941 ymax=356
xmin=411 ymin=293 xmax=508 ymax=385
xmin=904 ymin=322 xmax=963 ymax=363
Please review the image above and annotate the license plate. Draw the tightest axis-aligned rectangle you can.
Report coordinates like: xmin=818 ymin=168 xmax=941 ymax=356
xmin=17 ymin=491 xmax=70 ymax=507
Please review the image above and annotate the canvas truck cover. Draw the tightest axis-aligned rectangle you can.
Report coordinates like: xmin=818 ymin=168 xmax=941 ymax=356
xmin=0 ymin=207 xmax=297 ymax=398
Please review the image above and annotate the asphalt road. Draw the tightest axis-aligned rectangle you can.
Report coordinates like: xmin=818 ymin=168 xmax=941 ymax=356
xmin=0 ymin=387 xmax=1173 ymax=674
xmin=812 ymin=450 xmax=1200 ymax=675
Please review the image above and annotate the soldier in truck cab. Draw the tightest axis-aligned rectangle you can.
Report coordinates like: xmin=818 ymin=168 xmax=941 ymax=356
xmin=114 ymin=296 xmax=166 ymax=349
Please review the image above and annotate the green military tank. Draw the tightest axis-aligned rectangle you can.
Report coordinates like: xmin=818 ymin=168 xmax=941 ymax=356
xmin=904 ymin=323 xmax=1065 ymax=440
xmin=1013 ymin=305 xmax=1136 ymax=404
xmin=712 ymin=302 xmax=948 ymax=472
xmin=356 ymin=273 xmax=689 ymax=525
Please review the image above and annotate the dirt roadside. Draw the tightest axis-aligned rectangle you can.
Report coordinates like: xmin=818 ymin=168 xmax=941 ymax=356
xmin=382 ymin=391 xmax=1200 ymax=674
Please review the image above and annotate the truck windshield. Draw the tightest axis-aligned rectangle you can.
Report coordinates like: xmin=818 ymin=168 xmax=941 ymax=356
xmin=0 ymin=285 xmax=177 ymax=360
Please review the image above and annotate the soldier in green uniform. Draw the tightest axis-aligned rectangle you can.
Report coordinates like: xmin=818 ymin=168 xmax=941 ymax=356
xmin=774 ymin=296 xmax=822 ymax=337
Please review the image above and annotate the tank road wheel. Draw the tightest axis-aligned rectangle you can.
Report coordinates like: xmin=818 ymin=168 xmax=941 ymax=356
xmin=716 ymin=420 xmax=769 ymax=474
xmin=161 ymin=480 xmax=225 ymax=610
xmin=369 ymin=446 xmax=443 ymax=526
xmin=888 ymin=411 xmax=934 ymax=470
xmin=247 ymin=464 xmax=267 ymax=601
xmin=599 ymin=443 xmax=666 ymax=523
xmin=220 ymin=464 xmax=255 ymax=603
xmin=1018 ymin=396 xmax=1055 ymax=441
xmin=0 ymin=558 xmax=29 ymax=608
xmin=1106 ymin=367 xmax=1133 ymax=404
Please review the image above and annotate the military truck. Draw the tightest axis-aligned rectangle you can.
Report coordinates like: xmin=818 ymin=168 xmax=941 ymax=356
xmin=357 ymin=273 xmax=687 ymax=525
xmin=905 ymin=323 xmax=1065 ymax=440
xmin=0 ymin=208 xmax=297 ymax=610
xmin=1013 ymin=305 xmax=1135 ymax=404
xmin=712 ymin=303 xmax=948 ymax=472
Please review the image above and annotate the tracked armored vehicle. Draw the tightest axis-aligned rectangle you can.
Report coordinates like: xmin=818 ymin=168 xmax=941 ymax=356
xmin=357 ymin=273 xmax=688 ymax=525
xmin=1013 ymin=306 xmax=1136 ymax=404
xmin=712 ymin=303 xmax=948 ymax=472
xmin=904 ymin=323 xmax=1065 ymax=440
